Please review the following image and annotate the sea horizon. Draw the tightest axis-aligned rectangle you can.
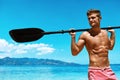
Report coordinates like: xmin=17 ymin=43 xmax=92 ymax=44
xmin=0 ymin=64 xmax=120 ymax=80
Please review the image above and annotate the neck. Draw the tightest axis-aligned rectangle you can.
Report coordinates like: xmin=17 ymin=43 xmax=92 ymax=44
xmin=89 ymin=26 xmax=101 ymax=36
xmin=92 ymin=26 xmax=100 ymax=31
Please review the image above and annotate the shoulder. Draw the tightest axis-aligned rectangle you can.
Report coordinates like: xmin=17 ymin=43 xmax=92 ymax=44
xmin=101 ymin=29 xmax=107 ymax=34
xmin=83 ymin=31 xmax=89 ymax=34
xmin=101 ymin=29 xmax=108 ymax=37
xmin=80 ymin=31 xmax=89 ymax=39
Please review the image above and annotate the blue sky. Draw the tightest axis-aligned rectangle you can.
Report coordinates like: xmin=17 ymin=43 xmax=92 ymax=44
xmin=0 ymin=0 xmax=120 ymax=64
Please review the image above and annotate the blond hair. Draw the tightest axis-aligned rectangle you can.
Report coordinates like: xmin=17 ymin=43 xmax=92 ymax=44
xmin=87 ymin=9 xmax=101 ymax=18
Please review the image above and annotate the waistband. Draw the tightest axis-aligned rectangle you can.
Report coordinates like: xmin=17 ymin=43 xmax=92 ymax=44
xmin=89 ymin=66 xmax=111 ymax=70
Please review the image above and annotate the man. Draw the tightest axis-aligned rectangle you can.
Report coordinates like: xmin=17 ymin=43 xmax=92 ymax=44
xmin=69 ymin=9 xmax=117 ymax=80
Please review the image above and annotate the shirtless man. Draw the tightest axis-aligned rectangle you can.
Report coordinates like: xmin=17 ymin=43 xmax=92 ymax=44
xmin=69 ymin=9 xmax=117 ymax=80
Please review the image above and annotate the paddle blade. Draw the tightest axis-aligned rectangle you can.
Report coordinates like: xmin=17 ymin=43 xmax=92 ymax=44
xmin=9 ymin=28 xmax=44 ymax=42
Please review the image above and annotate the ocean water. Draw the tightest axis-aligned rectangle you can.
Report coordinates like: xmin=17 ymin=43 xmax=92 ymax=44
xmin=0 ymin=64 xmax=120 ymax=80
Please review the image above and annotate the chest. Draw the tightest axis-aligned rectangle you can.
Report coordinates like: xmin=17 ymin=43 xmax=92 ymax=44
xmin=85 ymin=32 xmax=109 ymax=47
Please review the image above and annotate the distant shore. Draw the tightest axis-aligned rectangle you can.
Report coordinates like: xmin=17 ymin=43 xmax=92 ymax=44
xmin=0 ymin=57 xmax=82 ymax=66
xmin=0 ymin=57 xmax=119 ymax=66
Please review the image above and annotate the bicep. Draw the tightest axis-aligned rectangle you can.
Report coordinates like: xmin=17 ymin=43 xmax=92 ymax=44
xmin=77 ymin=36 xmax=85 ymax=51
xmin=77 ymin=39 xmax=85 ymax=47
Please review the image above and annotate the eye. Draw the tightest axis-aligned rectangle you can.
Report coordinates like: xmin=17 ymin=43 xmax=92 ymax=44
xmin=88 ymin=17 xmax=95 ymax=20
xmin=91 ymin=17 xmax=95 ymax=19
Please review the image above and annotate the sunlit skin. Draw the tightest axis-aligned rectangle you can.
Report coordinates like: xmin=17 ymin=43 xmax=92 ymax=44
xmin=70 ymin=13 xmax=115 ymax=68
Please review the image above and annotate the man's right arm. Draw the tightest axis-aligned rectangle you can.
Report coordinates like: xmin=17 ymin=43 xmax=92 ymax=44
xmin=70 ymin=32 xmax=85 ymax=56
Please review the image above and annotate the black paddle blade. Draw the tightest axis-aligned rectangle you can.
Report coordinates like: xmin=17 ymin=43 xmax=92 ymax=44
xmin=9 ymin=28 xmax=44 ymax=42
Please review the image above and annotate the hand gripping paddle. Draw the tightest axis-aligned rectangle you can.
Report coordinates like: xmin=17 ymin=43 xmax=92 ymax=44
xmin=9 ymin=26 xmax=120 ymax=42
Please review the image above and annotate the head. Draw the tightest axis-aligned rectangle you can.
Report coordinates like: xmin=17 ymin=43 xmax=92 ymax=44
xmin=87 ymin=9 xmax=102 ymax=28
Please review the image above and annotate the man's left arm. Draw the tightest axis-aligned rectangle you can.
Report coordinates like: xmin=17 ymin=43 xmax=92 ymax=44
xmin=108 ymin=29 xmax=115 ymax=50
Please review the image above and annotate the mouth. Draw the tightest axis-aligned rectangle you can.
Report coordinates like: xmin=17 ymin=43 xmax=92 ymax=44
xmin=90 ymin=22 xmax=95 ymax=25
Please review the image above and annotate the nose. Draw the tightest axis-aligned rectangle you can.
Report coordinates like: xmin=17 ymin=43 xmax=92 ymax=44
xmin=89 ymin=18 xmax=93 ymax=22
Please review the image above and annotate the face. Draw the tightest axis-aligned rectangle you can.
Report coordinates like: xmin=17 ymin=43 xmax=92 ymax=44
xmin=88 ymin=13 xmax=101 ymax=28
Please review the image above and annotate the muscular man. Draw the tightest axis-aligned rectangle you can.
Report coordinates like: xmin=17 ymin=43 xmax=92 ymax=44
xmin=69 ymin=9 xmax=117 ymax=80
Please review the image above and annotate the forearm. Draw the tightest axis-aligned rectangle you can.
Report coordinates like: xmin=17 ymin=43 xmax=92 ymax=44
xmin=109 ymin=31 xmax=115 ymax=50
xmin=71 ymin=37 xmax=80 ymax=56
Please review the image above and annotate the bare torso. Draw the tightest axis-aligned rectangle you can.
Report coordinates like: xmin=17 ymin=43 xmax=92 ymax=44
xmin=83 ymin=29 xmax=110 ymax=68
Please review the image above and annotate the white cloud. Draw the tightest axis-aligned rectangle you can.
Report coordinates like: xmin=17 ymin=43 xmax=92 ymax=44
xmin=0 ymin=39 xmax=55 ymax=58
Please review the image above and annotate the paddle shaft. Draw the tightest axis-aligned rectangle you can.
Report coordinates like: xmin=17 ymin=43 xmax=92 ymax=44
xmin=9 ymin=26 xmax=120 ymax=42
xmin=42 ymin=26 xmax=120 ymax=35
